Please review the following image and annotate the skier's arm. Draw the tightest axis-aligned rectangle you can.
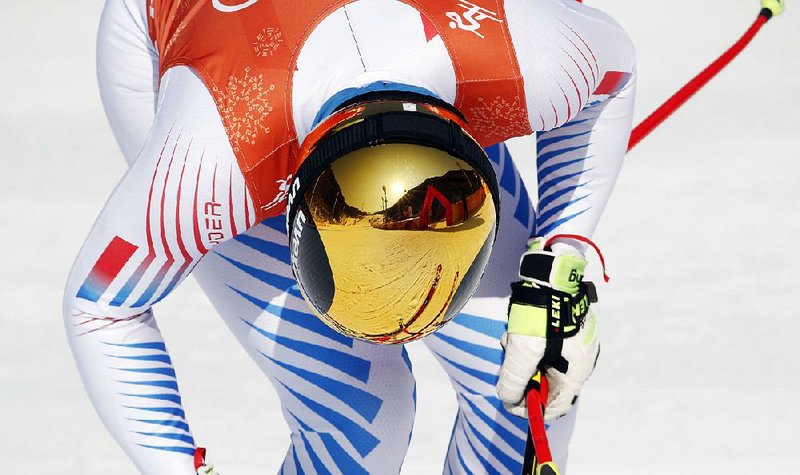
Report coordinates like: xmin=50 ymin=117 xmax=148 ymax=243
xmin=505 ymin=0 xmax=637 ymax=251
xmin=498 ymin=2 xmax=637 ymax=418
xmin=64 ymin=65 xmax=252 ymax=474
xmin=67 ymin=2 xmax=194 ymax=471
xmin=532 ymin=72 xmax=636 ymax=251
xmin=497 ymin=77 xmax=637 ymax=419
xmin=97 ymin=0 xmax=159 ymax=166
xmin=67 ymin=3 xmax=246 ymax=471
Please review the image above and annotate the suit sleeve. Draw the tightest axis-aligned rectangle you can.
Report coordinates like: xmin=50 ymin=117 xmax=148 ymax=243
xmin=97 ymin=0 xmax=160 ymax=165
xmin=65 ymin=7 xmax=255 ymax=469
xmin=533 ymin=70 xmax=636 ymax=251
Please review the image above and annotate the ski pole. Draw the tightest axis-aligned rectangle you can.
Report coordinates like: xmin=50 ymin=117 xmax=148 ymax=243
xmin=520 ymin=2 xmax=785 ymax=473
xmin=521 ymin=371 xmax=559 ymax=475
xmin=628 ymin=0 xmax=785 ymax=151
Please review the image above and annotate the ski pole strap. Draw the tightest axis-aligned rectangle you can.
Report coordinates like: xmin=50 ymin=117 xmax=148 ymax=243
xmin=508 ymin=281 xmax=597 ymax=339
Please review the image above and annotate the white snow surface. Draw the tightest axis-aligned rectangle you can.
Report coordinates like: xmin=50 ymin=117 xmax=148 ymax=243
xmin=1 ymin=1 xmax=799 ymax=473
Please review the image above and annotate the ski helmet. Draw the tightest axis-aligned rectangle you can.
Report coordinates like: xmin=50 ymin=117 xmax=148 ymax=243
xmin=287 ymin=91 xmax=499 ymax=344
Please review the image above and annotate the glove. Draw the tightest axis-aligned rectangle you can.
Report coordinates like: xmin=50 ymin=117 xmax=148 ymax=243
xmin=195 ymin=448 xmax=221 ymax=475
xmin=197 ymin=465 xmax=221 ymax=475
xmin=497 ymin=237 xmax=600 ymax=421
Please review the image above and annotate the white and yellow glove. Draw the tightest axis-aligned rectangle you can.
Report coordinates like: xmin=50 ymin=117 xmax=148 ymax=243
xmin=197 ymin=465 xmax=221 ymax=475
xmin=194 ymin=448 xmax=221 ymax=475
xmin=497 ymin=238 xmax=600 ymax=421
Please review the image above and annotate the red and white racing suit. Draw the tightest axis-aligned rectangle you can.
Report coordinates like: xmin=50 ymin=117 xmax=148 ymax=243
xmin=66 ymin=0 xmax=635 ymax=473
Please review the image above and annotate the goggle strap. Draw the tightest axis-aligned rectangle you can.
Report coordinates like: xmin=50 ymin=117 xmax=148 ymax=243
xmin=288 ymin=109 xmax=498 ymax=236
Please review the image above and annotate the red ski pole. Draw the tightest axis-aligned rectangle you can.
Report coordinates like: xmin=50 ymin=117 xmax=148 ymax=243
xmin=520 ymin=2 xmax=784 ymax=474
xmin=521 ymin=372 xmax=559 ymax=475
xmin=628 ymin=1 xmax=785 ymax=151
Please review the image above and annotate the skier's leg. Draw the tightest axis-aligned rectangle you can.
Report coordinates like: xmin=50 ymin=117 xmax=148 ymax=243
xmin=423 ymin=143 xmax=577 ymax=474
xmin=192 ymin=216 xmax=417 ymax=474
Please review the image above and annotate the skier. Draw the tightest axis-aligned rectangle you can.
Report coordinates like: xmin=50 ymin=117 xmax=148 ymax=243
xmin=65 ymin=0 xmax=635 ymax=473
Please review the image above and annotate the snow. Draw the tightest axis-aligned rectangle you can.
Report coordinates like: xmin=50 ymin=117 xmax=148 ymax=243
xmin=1 ymin=0 xmax=798 ymax=473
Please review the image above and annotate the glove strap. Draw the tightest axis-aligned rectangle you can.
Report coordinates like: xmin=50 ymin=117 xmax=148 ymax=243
xmin=508 ymin=282 xmax=596 ymax=374
xmin=508 ymin=281 xmax=597 ymax=339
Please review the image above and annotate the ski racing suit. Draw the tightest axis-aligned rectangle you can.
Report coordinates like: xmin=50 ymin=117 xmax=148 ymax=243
xmin=65 ymin=0 xmax=636 ymax=473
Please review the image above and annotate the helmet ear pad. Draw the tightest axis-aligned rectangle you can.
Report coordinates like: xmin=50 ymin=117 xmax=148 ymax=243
xmin=288 ymin=100 xmax=500 ymax=344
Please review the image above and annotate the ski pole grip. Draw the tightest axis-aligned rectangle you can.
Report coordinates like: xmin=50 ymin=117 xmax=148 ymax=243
xmin=525 ymin=372 xmax=558 ymax=469
xmin=761 ymin=0 xmax=785 ymax=18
